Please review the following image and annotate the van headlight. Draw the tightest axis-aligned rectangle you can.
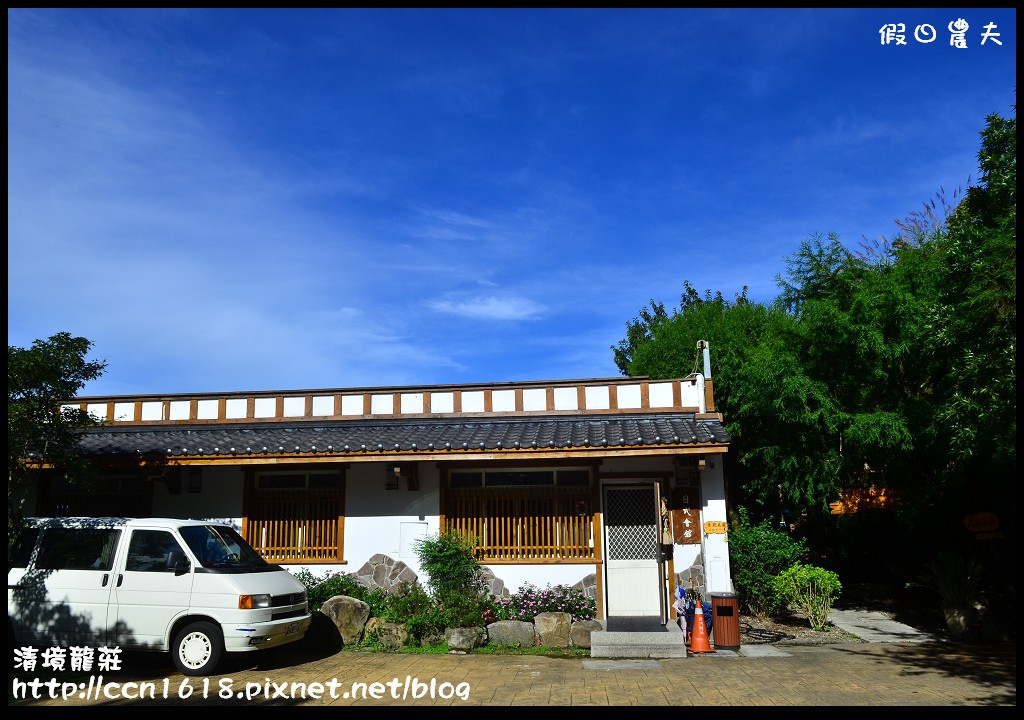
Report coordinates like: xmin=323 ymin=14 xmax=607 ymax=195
xmin=238 ymin=594 xmax=271 ymax=609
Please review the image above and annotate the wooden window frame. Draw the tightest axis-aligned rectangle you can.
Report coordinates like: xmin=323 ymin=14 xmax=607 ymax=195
xmin=242 ymin=466 xmax=346 ymax=564
xmin=442 ymin=464 xmax=598 ymax=564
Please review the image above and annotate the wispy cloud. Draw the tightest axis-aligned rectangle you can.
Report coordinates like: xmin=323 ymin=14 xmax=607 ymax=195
xmin=426 ymin=295 xmax=546 ymax=321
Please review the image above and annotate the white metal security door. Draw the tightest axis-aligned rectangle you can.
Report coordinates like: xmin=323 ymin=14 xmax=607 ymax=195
xmin=604 ymin=485 xmax=661 ymax=617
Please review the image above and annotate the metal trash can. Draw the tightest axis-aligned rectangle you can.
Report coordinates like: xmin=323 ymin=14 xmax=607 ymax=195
xmin=710 ymin=592 xmax=741 ymax=650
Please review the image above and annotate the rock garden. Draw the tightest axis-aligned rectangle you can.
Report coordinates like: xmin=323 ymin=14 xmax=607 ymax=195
xmin=293 ymin=531 xmax=600 ymax=655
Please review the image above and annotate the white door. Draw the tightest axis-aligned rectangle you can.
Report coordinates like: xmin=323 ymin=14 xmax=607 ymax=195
xmin=604 ymin=485 xmax=662 ymax=617
xmin=109 ymin=528 xmax=194 ymax=649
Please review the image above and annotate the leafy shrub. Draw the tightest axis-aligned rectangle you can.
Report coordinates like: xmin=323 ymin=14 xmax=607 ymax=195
xmin=908 ymin=552 xmax=985 ymax=608
xmin=407 ymin=604 xmax=448 ymax=645
xmin=437 ymin=592 xmax=498 ymax=629
xmin=413 ymin=530 xmax=487 ymax=600
xmin=292 ymin=569 xmax=368 ymax=612
xmin=376 ymin=581 xmax=434 ymax=623
xmin=772 ymin=562 xmax=842 ymax=630
xmin=361 ymin=587 xmax=391 ymax=620
xmin=496 ymin=582 xmax=597 ymax=623
xmin=409 ymin=530 xmax=498 ymax=630
xmin=728 ymin=507 xmax=808 ymax=618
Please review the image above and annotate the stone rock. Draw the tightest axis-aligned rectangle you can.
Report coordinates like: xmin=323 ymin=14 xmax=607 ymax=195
xmin=572 ymin=573 xmax=599 ymax=604
xmin=352 ymin=554 xmax=420 ymax=593
xmin=320 ymin=595 xmax=370 ymax=646
xmin=296 ymin=610 xmax=342 ymax=653
xmin=364 ymin=617 xmax=382 ymax=636
xmin=375 ymin=621 xmax=410 ymax=649
xmin=675 ymin=558 xmax=707 ymax=601
xmin=569 ymin=619 xmax=603 ymax=649
xmin=420 ymin=631 xmax=446 ymax=647
xmin=534 ymin=612 xmax=572 ymax=648
xmin=486 ymin=620 xmax=536 ymax=648
xmin=445 ymin=626 xmax=486 ymax=652
xmin=479 ymin=566 xmax=509 ymax=598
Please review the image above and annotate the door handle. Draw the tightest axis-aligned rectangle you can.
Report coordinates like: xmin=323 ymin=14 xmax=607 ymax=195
xmin=102 ymin=573 xmax=109 ymax=587
xmin=116 ymin=574 xmax=124 ymax=587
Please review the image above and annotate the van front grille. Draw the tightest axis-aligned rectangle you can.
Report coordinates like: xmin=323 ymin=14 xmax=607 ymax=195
xmin=272 ymin=608 xmax=308 ymax=621
xmin=271 ymin=591 xmax=306 ymax=608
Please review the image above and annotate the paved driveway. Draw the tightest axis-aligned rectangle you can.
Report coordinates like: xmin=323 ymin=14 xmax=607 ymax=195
xmin=10 ymin=639 xmax=1016 ymax=707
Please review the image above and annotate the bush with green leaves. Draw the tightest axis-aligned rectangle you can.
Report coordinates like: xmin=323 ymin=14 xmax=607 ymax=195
xmin=292 ymin=569 xmax=369 ymax=612
xmin=772 ymin=562 xmax=842 ymax=630
xmin=406 ymin=604 xmax=448 ymax=645
xmin=728 ymin=507 xmax=808 ymax=618
xmin=908 ymin=552 xmax=985 ymax=608
xmin=378 ymin=585 xmax=446 ymax=644
xmin=414 ymin=530 xmax=488 ymax=600
xmin=495 ymin=582 xmax=597 ymax=623
xmin=411 ymin=529 xmax=498 ymax=629
xmin=437 ymin=592 xmax=499 ymax=629
xmin=374 ymin=581 xmax=433 ymax=623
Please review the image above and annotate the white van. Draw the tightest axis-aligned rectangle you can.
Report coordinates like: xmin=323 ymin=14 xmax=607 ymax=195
xmin=8 ymin=517 xmax=311 ymax=676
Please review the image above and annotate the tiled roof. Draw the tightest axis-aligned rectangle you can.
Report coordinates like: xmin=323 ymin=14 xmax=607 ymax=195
xmin=75 ymin=412 xmax=730 ymax=459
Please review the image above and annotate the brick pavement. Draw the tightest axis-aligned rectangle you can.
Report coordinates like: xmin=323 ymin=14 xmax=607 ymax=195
xmin=10 ymin=639 xmax=1016 ymax=707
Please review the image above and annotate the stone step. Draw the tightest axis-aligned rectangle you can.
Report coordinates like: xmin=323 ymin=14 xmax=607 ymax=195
xmin=589 ymin=620 xmax=689 ymax=659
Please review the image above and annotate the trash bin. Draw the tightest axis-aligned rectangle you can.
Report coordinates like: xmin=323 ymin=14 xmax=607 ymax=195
xmin=710 ymin=592 xmax=741 ymax=650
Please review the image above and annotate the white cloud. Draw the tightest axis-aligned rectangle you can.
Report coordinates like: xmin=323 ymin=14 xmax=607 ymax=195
xmin=426 ymin=295 xmax=546 ymax=321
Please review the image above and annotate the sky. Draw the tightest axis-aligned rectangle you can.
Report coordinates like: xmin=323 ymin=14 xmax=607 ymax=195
xmin=8 ymin=8 xmax=1017 ymax=398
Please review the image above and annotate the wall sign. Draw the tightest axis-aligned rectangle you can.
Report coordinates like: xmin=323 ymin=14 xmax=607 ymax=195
xmin=671 ymin=486 xmax=702 ymax=545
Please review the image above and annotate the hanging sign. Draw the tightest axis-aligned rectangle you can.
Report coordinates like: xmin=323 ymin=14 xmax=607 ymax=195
xmin=829 ymin=487 xmax=900 ymax=514
xmin=963 ymin=512 xmax=1003 ymax=540
xmin=963 ymin=512 xmax=999 ymax=533
xmin=671 ymin=487 xmax=702 ymax=545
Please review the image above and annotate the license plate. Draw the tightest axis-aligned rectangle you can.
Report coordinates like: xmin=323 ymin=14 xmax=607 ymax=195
xmin=286 ymin=622 xmax=300 ymax=636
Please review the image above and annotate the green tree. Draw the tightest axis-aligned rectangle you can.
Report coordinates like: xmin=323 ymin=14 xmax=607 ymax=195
xmin=8 ymin=332 xmax=107 ymax=533
xmin=728 ymin=507 xmax=807 ymax=618
xmin=613 ymin=278 xmax=856 ymax=521
xmin=613 ymin=108 xmax=1016 ymax=580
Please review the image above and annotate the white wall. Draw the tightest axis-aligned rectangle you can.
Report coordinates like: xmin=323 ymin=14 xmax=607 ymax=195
xmin=697 ymin=457 xmax=733 ymax=593
xmin=144 ymin=455 xmax=733 ymax=595
xmin=151 ymin=466 xmax=243 ymax=528
xmin=340 ymin=463 xmax=441 ymax=579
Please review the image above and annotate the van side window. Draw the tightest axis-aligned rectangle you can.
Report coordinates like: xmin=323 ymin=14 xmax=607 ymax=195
xmin=35 ymin=528 xmax=121 ymax=571
xmin=8 ymin=528 xmax=40 ymax=569
xmin=125 ymin=530 xmax=185 ymax=572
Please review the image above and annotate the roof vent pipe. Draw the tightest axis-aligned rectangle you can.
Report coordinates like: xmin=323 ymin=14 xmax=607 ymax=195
xmin=698 ymin=340 xmax=715 ymax=412
xmin=699 ymin=340 xmax=711 ymax=379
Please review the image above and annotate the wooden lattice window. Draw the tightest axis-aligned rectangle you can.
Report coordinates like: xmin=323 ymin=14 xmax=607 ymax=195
xmin=445 ymin=468 xmax=595 ymax=562
xmin=243 ymin=470 xmax=344 ymax=563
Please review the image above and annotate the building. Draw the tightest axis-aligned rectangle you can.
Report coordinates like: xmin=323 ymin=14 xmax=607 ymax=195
xmin=30 ymin=353 xmax=732 ymax=623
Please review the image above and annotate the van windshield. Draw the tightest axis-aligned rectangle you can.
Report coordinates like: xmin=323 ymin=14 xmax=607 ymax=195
xmin=179 ymin=525 xmax=268 ymax=569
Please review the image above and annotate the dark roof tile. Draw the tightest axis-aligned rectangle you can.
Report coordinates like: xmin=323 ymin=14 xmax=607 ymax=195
xmin=76 ymin=413 xmax=730 ymax=458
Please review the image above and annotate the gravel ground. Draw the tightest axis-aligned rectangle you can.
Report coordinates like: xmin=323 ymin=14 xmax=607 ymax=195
xmin=739 ymin=610 xmax=864 ymax=646
xmin=734 ymin=585 xmax=952 ymax=646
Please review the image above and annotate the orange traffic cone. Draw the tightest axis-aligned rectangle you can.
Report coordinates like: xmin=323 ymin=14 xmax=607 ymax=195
xmin=689 ymin=604 xmax=716 ymax=654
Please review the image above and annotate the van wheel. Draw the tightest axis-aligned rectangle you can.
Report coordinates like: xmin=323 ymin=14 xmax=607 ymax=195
xmin=172 ymin=622 xmax=224 ymax=676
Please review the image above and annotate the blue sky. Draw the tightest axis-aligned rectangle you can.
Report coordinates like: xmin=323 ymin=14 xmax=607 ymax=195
xmin=8 ymin=8 xmax=1017 ymax=397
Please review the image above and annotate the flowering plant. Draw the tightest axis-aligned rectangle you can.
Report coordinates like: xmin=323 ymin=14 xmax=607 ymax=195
xmin=495 ymin=582 xmax=597 ymax=623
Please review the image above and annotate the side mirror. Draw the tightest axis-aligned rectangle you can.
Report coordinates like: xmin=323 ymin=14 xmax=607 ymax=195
xmin=166 ymin=550 xmax=191 ymax=576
